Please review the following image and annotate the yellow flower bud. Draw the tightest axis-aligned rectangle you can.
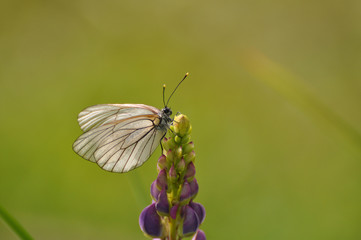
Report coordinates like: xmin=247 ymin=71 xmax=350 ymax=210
xmin=173 ymin=114 xmax=191 ymax=137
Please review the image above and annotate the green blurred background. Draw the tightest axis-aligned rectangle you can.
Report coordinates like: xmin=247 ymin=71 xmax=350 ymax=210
xmin=1 ymin=0 xmax=360 ymax=239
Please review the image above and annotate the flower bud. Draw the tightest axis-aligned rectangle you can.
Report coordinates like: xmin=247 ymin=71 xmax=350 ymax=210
xmin=181 ymin=135 xmax=191 ymax=145
xmin=182 ymin=206 xmax=200 ymax=237
xmin=184 ymin=162 xmax=196 ymax=182
xmin=179 ymin=181 xmax=192 ymax=202
xmin=162 ymin=138 xmax=169 ymax=151
xmin=192 ymin=230 xmax=206 ymax=240
xmin=167 ymin=137 xmax=177 ymax=150
xmin=183 ymin=142 xmax=194 ymax=155
xmin=139 ymin=203 xmax=163 ymax=238
xmin=175 ymin=146 xmax=183 ymax=160
xmin=166 ymin=149 xmax=174 ymax=163
xmin=189 ymin=202 xmax=206 ymax=225
xmin=170 ymin=204 xmax=179 ymax=219
xmin=189 ymin=178 xmax=199 ymax=199
xmin=177 ymin=158 xmax=186 ymax=173
xmin=174 ymin=114 xmax=191 ymax=137
xmin=169 ymin=164 xmax=177 ymax=182
xmin=155 ymin=190 xmax=170 ymax=216
xmin=157 ymin=155 xmax=167 ymax=172
xmin=187 ymin=125 xmax=192 ymax=135
xmin=175 ymin=135 xmax=182 ymax=144
xmin=156 ymin=169 xmax=167 ymax=190
xmin=150 ymin=181 xmax=160 ymax=201
xmin=184 ymin=150 xmax=195 ymax=164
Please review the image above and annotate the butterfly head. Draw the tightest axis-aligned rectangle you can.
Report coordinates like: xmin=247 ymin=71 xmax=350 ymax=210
xmin=162 ymin=107 xmax=172 ymax=117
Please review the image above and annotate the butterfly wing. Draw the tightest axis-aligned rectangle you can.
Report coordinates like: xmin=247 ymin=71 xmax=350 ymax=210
xmin=77 ymin=104 xmax=161 ymax=132
xmin=73 ymin=104 xmax=167 ymax=173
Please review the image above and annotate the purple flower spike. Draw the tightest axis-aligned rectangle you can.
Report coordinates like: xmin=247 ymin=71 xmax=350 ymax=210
xmin=184 ymin=161 xmax=196 ymax=181
xmin=138 ymin=114 xmax=205 ymax=239
xmin=192 ymin=230 xmax=206 ymax=240
xmin=170 ymin=204 xmax=179 ymax=219
xmin=189 ymin=178 xmax=199 ymax=198
xmin=139 ymin=203 xmax=163 ymax=238
xmin=156 ymin=169 xmax=167 ymax=190
xmin=182 ymin=206 xmax=200 ymax=237
xmin=189 ymin=202 xmax=206 ymax=224
xmin=150 ymin=181 xmax=160 ymax=201
xmin=155 ymin=190 xmax=169 ymax=215
xmin=180 ymin=181 xmax=192 ymax=202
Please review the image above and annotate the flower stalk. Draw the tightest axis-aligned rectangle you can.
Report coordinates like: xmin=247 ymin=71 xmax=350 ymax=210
xmin=139 ymin=114 xmax=206 ymax=240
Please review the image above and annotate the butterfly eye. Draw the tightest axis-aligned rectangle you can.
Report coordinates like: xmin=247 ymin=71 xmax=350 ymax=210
xmin=164 ymin=107 xmax=172 ymax=116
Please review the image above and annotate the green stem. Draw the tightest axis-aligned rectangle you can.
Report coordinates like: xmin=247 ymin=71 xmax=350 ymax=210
xmin=169 ymin=217 xmax=177 ymax=240
xmin=0 ymin=204 xmax=33 ymax=240
xmin=168 ymin=182 xmax=178 ymax=240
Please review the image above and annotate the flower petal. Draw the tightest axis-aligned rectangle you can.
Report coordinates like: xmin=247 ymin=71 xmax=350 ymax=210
xmin=139 ymin=203 xmax=163 ymax=238
xmin=156 ymin=169 xmax=167 ymax=190
xmin=184 ymin=161 xmax=196 ymax=181
xmin=192 ymin=230 xmax=206 ymax=240
xmin=182 ymin=206 xmax=200 ymax=237
xmin=180 ymin=181 xmax=192 ymax=202
xmin=155 ymin=189 xmax=169 ymax=215
xmin=150 ymin=181 xmax=160 ymax=201
xmin=189 ymin=202 xmax=206 ymax=224
xmin=157 ymin=154 xmax=167 ymax=172
xmin=169 ymin=164 xmax=177 ymax=182
xmin=189 ymin=178 xmax=199 ymax=199
xmin=170 ymin=204 xmax=179 ymax=219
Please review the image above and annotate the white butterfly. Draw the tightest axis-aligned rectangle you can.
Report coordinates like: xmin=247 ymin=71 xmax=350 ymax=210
xmin=72 ymin=73 xmax=188 ymax=173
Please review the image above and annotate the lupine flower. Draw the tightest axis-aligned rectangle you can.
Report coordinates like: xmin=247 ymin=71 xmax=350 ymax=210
xmin=139 ymin=114 xmax=206 ymax=240
xmin=139 ymin=203 xmax=163 ymax=238
xmin=192 ymin=230 xmax=206 ymax=240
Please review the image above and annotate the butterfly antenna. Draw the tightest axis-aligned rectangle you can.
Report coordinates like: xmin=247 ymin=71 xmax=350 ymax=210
xmin=166 ymin=72 xmax=189 ymax=106
xmin=162 ymin=84 xmax=166 ymax=107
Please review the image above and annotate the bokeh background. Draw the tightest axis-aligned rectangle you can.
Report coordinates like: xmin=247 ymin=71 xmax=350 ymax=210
xmin=1 ymin=0 xmax=360 ymax=239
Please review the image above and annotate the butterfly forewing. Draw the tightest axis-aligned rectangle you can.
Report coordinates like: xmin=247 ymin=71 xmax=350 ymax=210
xmin=78 ymin=104 xmax=160 ymax=132
xmin=73 ymin=104 xmax=168 ymax=173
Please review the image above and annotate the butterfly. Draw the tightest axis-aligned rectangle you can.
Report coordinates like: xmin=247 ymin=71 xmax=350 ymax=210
xmin=72 ymin=73 xmax=188 ymax=173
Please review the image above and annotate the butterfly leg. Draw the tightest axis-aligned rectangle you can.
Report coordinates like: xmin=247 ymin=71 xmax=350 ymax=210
xmin=159 ymin=132 xmax=167 ymax=154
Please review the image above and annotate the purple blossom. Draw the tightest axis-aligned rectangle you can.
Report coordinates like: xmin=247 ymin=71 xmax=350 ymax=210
xmin=150 ymin=181 xmax=160 ymax=201
xmin=189 ymin=178 xmax=199 ymax=199
xmin=179 ymin=181 xmax=192 ymax=202
xmin=139 ymin=203 xmax=163 ymax=238
xmin=189 ymin=202 xmax=206 ymax=224
xmin=182 ymin=205 xmax=200 ymax=237
xmin=184 ymin=161 xmax=196 ymax=181
xmin=192 ymin=230 xmax=206 ymax=240
xmin=156 ymin=169 xmax=167 ymax=190
xmin=155 ymin=190 xmax=169 ymax=215
xmin=170 ymin=204 xmax=179 ymax=219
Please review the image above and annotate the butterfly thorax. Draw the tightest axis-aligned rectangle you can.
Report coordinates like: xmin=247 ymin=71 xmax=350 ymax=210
xmin=158 ymin=107 xmax=172 ymax=130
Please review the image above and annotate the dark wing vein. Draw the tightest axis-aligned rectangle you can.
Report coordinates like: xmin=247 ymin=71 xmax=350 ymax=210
xmin=75 ymin=125 xmax=115 ymax=156
xmin=120 ymin=142 xmax=138 ymax=172
xmin=135 ymin=127 xmax=158 ymax=169
xmin=73 ymin=124 xmax=114 ymax=148
xmin=96 ymin=136 xmax=126 ymax=164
